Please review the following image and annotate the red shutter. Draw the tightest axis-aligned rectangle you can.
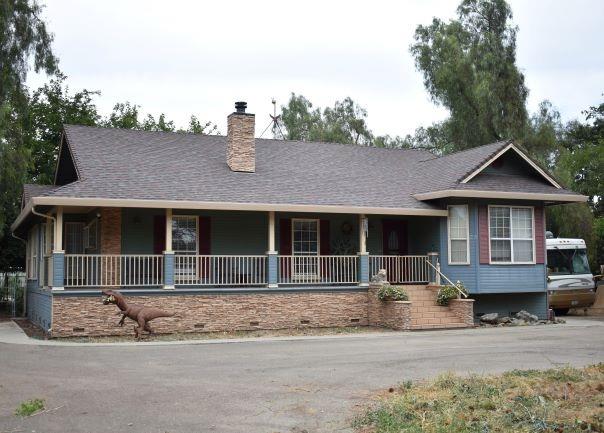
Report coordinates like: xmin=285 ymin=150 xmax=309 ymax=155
xmin=198 ymin=216 xmax=211 ymax=254
xmin=478 ymin=205 xmax=490 ymax=264
xmin=153 ymin=215 xmax=166 ymax=254
xmin=320 ymin=220 xmax=330 ymax=255
xmin=279 ymin=219 xmax=292 ymax=255
xmin=534 ymin=206 xmax=545 ymax=264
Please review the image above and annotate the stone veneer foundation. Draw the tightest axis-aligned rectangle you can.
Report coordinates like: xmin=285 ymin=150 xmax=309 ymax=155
xmin=49 ymin=284 xmax=474 ymax=338
xmin=51 ymin=290 xmax=370 ymax=337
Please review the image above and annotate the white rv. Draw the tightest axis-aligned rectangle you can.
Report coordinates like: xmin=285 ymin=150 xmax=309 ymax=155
xmin=546 ymin=237 xmax=596 ymax=315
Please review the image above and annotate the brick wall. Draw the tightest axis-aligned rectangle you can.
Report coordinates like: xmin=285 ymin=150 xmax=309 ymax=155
xmin=51 ymin=290 xmax=369 ymax=337
xmin=100 ymin=207 xmax=121 ymax=254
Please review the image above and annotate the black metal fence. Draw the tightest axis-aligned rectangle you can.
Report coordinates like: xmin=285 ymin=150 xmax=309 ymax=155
xmin=0 ymin=272 xmax=26 ymax=317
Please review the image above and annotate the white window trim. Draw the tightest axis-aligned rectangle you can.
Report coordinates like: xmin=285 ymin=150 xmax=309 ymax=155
xmin=447 ymin=205 xmax=470 ymax=265
xmin=83 ymin=219 xmax=98 ymax=250
xmin=172 ymin=215 xmax=199 ymax=255
xmin=488 ymin=205 xmax=536 ymax=265
xmin=291 ymin=218 xmax=320 ymax=256
xmin=27 ymin=225 xmax=39 ymax=280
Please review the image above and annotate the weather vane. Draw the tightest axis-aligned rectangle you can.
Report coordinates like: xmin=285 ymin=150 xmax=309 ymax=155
xmin=259 ymin=98 xmax=285 ymax=139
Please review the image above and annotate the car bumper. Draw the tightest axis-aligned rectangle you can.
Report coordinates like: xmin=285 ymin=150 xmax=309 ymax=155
xmin=549 ymin=289 xmax=596 ymax=309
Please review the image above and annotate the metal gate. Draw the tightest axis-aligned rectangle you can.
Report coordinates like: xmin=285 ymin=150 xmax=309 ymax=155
xmin=0 ymin=272 xmax=26 ymax=317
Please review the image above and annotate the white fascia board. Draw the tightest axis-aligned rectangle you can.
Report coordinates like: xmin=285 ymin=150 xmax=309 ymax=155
xmin=413 ymin=189 xmax=588 ymax=202
xmin=30 ymin=196 xmax=449 ymax=217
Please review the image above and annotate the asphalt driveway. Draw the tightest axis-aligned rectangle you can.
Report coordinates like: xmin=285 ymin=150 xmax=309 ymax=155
xmin=1 ymin=317 xmax=603 ymax=433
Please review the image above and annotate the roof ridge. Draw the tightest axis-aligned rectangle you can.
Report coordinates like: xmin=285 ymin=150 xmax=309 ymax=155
xmin=419 ymin=139 xmax=511 ymax=163
xmin=63 ymin=124 xmax=434 ymax=155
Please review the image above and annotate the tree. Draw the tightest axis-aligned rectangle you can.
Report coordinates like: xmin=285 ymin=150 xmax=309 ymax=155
xmin=0 ymin=0 xmax=58 ymax=270
xmin=558 ymin=100 xmax=604 ymax=215
xmin=280 ymin=93 xmax=394 ymax=146
xmin=410 ymin=0 xmax=528 ymax=152
xmin=26 ymin=75 xmax=100 ymax=183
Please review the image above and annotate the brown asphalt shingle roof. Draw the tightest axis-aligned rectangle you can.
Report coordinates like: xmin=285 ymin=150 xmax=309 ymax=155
xmin=26 ymin=125 xmax=578 ymax=209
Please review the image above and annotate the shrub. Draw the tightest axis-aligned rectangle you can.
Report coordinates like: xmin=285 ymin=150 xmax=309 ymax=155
xmin=15 ymin=398 xmax=45 ymax=417
xmin=377 ymin=285 xmax=409 ymax=301
xmin=436 ymin=281 xmax=468 ymax=306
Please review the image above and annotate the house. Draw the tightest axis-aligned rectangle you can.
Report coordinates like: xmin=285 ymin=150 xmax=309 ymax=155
xmin=11 ymin=101 xmax=586 ymax=337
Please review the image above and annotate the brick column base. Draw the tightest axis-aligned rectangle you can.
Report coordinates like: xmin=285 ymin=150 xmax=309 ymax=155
xmin=368 ymin=283 xmax=412 ymax=330
xmin=449 ymin=298 xmax=475 ymax=327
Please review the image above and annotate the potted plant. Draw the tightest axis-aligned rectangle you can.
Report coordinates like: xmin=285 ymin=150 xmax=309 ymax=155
xmin=377 ymin=285 xmax=409 ymax=302
xmin=436 ymin=281 xmax=468 ymax=306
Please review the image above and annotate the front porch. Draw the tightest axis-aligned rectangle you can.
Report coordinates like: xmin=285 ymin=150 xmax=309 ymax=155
xmin=41 ymin=207 xmax=444 ymax=290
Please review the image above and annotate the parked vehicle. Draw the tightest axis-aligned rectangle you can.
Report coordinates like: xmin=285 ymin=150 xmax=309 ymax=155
xmin=546 ymin=236 xmax=596 ymax=315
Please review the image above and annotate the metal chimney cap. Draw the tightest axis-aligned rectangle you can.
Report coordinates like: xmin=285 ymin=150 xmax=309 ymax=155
xmin=235 ymin=101 xmax=247 ymax=113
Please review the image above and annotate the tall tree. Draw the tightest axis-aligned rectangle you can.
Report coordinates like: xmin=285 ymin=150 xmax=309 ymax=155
xmin=410 ymin=0 xmax=528 ymax=151
xmin=0 ymin=0 xmax=58 ymax=270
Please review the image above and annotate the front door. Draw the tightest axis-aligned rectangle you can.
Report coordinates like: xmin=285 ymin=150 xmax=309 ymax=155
xmin=382 ymin=220 xmax=408 ymax=255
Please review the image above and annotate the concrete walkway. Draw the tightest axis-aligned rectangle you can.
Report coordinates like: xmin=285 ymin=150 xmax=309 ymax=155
xmin=1 ymin=317 xmax=603 ymax=433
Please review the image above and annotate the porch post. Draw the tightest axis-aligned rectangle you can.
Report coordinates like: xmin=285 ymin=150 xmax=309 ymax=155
xmin=267 ymin=211 xmax=278 ymax=288
xmin=163 ymin=208 xmax=175 ymax=290
xmin=357 ymin=214 xmax=369 ymax=287
xmin=44 ymin=217 xmax=52 ymax=288
xmin=427 ymin=252 xmax=439 ymax=285
xmin=52 ymin=206 xmax=64 ymax=291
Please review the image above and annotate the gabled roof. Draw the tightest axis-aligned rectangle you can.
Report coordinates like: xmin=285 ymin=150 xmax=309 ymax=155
xmin=22 ymin=184 xmax=57 ymax=208
xmin=411 ymin=141 xmax=582 ymax=201
xmin=14 ymin=125 xmax=587 ymax=232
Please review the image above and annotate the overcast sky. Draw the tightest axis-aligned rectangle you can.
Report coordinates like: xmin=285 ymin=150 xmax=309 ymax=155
xmin=27 ymin=0 xmax=604 ymax=137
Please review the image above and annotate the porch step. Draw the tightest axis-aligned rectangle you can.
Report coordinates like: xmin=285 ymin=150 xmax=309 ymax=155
xmin=403 ymin=284 xmax=473 ymax=330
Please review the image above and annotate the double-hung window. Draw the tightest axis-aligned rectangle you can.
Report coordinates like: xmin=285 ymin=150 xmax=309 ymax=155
xmin=172 ymin=215 xmax=198 ymax=281
xmin=447 ymin=205 xmax=469 ymax=264
xmin=27 ymin=226 xmax=39 ymax=280
xmin=489 ymin=206 xmax=534 ymax=264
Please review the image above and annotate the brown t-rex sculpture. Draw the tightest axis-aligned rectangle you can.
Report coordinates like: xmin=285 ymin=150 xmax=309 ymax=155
xmin=102 ymin=290 xmax=175 ymax=340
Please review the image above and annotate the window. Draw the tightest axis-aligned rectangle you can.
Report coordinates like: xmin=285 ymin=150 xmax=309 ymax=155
xmin=27 ymin=226 xmax=39 ymax=279
xmin=292 ymin=219 xmax=319 ymax=256
xmin=547 ymin=248 xmax=590 ymax=276
xmin=83 ymin=219 xmax=98 ymax=250
xmin=489 ymin=206 xmax=534 ymax=264
xmin=447 ymin=205 xmax=469 ymax=264
xmin=65 ymin=222 xmax=84 ymax=254
xmin=172 ymin=215 xmax=198 ymax=254
xmin=292 ymin=219 xmax=319 ymax=279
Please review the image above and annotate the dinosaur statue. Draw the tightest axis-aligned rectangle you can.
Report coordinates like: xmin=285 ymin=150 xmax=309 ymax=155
xmin=102 ymin=290 xmax=176 ymax=340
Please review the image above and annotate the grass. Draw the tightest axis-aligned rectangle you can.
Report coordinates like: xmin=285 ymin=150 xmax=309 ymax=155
xmin=353 ymin=364 xmax=604 ymax=433
xmin=59 ymin=325 xmax=388 ymax=343
xmin=15 ymin=398 xmax=45 ymax=417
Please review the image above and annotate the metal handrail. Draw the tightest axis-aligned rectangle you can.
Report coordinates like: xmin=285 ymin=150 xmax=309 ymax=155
xmin=424 ymin=259 xmax=468 ymax=298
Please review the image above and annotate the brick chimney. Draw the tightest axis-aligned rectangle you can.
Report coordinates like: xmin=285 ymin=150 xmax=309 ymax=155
xmin=227 ymin=101 xmax=255 ymax=172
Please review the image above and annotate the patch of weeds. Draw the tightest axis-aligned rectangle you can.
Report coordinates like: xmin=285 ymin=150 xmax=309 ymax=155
xmin=15 ymin=398 xmax=45 ymax=417
xmin=354 ymin=365 xmax=604 ymax=433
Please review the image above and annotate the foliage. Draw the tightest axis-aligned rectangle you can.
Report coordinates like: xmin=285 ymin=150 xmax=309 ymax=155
xmin=377 ymin=285 xmax=409 ymax=302
xmin=353 ymin=364 xmax=604 ymax=433
xmin=558 ymin=100 xmax=604 ymax=216
xmin=280 ymin=93 xmax=409 ymax=148
xmin=437 ymin=281 xmax=467 ymax=306
xmin=15 ymin=398 xmax=45 ymax=417
xmin=410 ymin=0 xmax=528 ymax=152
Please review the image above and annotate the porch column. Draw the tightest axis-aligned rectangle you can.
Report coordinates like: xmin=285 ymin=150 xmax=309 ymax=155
xmin=52 ymin=206 xmax=64 ymax=291
xmin=427 ymin=252 xmax=439 ymax=285
xmin=163 ymin=208 xmax=175 ymax=290
xmin=267 ymin=211 xmax=278 ymax=288
xmin=43 ymin=216 xmax=52 ymax=287
xmin=357 ymin=214 xmax=369 ymax=287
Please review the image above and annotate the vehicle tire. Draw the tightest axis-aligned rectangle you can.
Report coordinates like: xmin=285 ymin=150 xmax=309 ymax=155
xmin=554 ymin=308 xmax=569 ymax=316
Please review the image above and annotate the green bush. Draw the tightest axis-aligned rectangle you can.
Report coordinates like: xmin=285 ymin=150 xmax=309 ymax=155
xmin=377 ymin=285 xmax=409 ymax=302
xmin=15 ymin=398 xmax=45 ymax=417
xmin=436 ymin=281 xmax=468 ymax=306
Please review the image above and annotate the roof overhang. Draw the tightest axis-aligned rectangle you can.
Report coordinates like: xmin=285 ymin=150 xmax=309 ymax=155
xmin=11 ymin=196 xmax=448 ymax=232
xmin=413 ymin=189 xmax=588 ymax=202
xmin=461 ymin=142 xmax=562 ymax=189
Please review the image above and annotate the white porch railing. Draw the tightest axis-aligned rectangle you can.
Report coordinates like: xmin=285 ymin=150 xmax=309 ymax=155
xmin=64 ymin=254 xmax=164 ymax=287
xmin=278 ymin=255 xmax=358 ymax=285
xmin=369 ymin=255 xmax=430 ymax=284
xmin=174 ymin=255 xmax=267 ymax=286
